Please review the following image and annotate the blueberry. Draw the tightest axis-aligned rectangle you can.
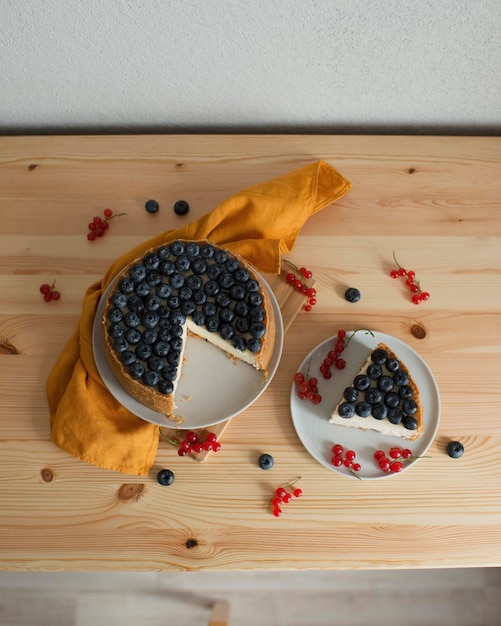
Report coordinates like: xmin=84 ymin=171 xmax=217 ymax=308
xmin=371 ymin=349 xmax=388 ymax=365
xmin=365 ymin=388 xmax=382 ymax=405
xmin=107 ymin=307 xmax=123 ymax=323
xmin=200 ymin=244 xmax=215 ymax=258
xmin=250 ymin=322 xmax=266 ymax=339
xmin=192 ymin=290 xmax=206 ymax=305
xmin=170 ymin=323 xmax=184 ymax=337
xmin=371 ymin=403 xmax=388 ymax=420
xmin=215 ymin=292 xmax=231 ymax=308
xmin=136 ymin=343 xmax=152 ymax=361
xmin=181 ymin=300 xmax=196 ymax=316
xmin=156 ymin=283 xmax=172 ymax=299
xmin=377 ymin=376 xmax=394 ymax=392
xmin=185 ymin=242 xmax=200 ymax=257
xmin=136 ymin=282 xmax=150 ymax=297
xmin=247 ymin=338 xmax=261 ymax=353
xmin=148 ymin=356 xmax=164 ymax=372
xmin=393 ymin=369 xmax=409 ymax=386
xmin=191 ymin=258 xmax=208 ymax=275
xmin=234 ymin=268 xmax=250 ymax=283
xmin=143 ymin=254 xmax=160 ymax=271
xmin=167 ymin=351 xmax=181 ymax=366
xmin=246 ymin=280 xmax=259 ymax=292
xmin=127 ymin=295 xmax=144 ymax=312
xmin=446 ymin=441 xmax=464 ymax=459
xmin=345 ymin=287 xmax=361 ymax=303
xmin=343 ymin=387 xmax=359 ymax=403
xmin=114 ymin=337 xmax=128 ymax=353
xmin=384 ymin=392 xmax=400 ymax=409
xmin=111 ymin=292 xmax=127 ymax=308
xmin=143 ymin=329 xmax=158 ymax=345
xmin=399 ymin=385 xmax=414 ymax=399
xmin=236 ymin=317 xmax=250 ymax=333
xmin=178 ymin=286 xmax=193 ymax=301
xmin=146 ymin=271 xmax=162 ymax=287
xmin=191 ymin=311 xmax=205 ymax=326
xmin=124 ymin=311 xmax=141 ymax=328
xmin=186 ymin=274 xmax=202 ymax=290
xmin=159 ymin=260 xmax=175 ymax=275
xmin=403 ymin=415 xmax=418 ymax=431
xmin=204 ymin=280 xmax=220 ymax=297
xmin=214 ymin=249 xmax=228 ymax=264
xmin=120 ymin=351 xmax=136 ymax=366
xmin=218 ymin=272 xmax=235 ymax=289
xmin=402 ymin=399 xmax=418 ymax=415
xmin=367 ymin=364 xmax=382 ymax=379
xmin=167 ymin=295 xmax=180 ymax=310
xmin=203 ymin=302 xmax=217 ymax=317
xmin=249 ymin=307 xmax=265 ymax=322
xmin=125 ymin=328 xmax=141 ymax=344
xmin=145 ymin=199 xmax=159 ymax=214
xmin=386 ymin=358 xmax=400 ymax=373
xmin=161 ymin=365 xmax=177 ymax=381
xmin=142 ymin=312 xmax=159 ymax=329
xmin=143 ymin=370 xmax=159 ymax=387
xmin=158 ymin=380 xmax=174 ymax=395
xmin=354 ymin=374 xmax=370 ymax=391
xmin=225 ymin=258 xmax=239 ymax=273
xmin=230 ymin=285 xmax=246 ymax=300
xmin=219 ymin=307 xmax=235 ymax=323
xmin=207 ymin=264 xmax=223 ymax=280
xmin=153 ymin=341 xmax=170 ymax=357
xmin=173 ymin=200 xmax=189 ymax=216
xmin=129 ymin=363 xmax=145 ymax=379
xmin=157 ymin=469 xmax=175 ymax=486
xmin=109 ymin=324 xmax=125 ymax=339
xmin=337 ymin=402 xmax=355 ymax=418
xmin=170 ymin=241 xmax=185 ymax=256
xmin=157 ymin=246 xmax=170 ymax=260
xmin=119 ymin=278 xmax=135 ymax=294
xmin=355 ymin=401 xmax=371 ymax=417
xmin=175 ymin=255 xmax=191 ymax=272
xmin=232 ymin=335 xmax=246 ymax=351
xmin=387 ymin=407 xmax=404 ymax=424
xmin=144 ymin=294 xmax=161 ymax=311
xmin=248 ymin=292 xmax=263 ymax=307
xmin=258 ymin=453 xmax=274 ymax=470
xmin=219 ymin=323 xmax=235 ymax=340
xmin=206 ymin=316 xmax=220 ymax=332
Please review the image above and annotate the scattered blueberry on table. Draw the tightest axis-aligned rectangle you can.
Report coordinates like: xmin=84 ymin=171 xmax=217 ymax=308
xmin=258 ymin=453 xmax=274 ymax=470
xmin=446 ymin=441 xmax=464 ymax=459
xmin=345 ymin=287 xmax=361 ymax=303
xmin=145 ymin=199 xmax=159 ymax=214
xmin=174 ymin=200 xmax=189 ymax=216
xmin=157 ymin=469 xmax=175 ymax=485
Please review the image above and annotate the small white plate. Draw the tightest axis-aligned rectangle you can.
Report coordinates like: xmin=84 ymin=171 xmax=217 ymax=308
xmin=290 ymin=331 xmax=440 ymax=479
xmin=92 ymin=272 xmax=284 ymax=429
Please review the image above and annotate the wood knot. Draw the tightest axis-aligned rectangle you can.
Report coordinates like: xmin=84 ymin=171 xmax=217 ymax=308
xmin=185 ymin=538 xmax=198 ymax=549
xmin=175 ymin=162 xmax=184 ymax=168
xmin=408 ymin=168 xmax=415 ymax=174
xmin=28 ymin=164 xmax=38 ymax=170
xmin=410 ymin=323 xmax=427 ymax=339
xmin=117 ymin=483 xmax=145 ymax=502
xmin=41 ymin=468 xmax=54 ymax=482
xmin=0 ymin=339 xmax=19 ymax=355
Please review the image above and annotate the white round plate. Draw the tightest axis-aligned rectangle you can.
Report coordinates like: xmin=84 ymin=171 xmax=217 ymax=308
xmin=290 ymin=331 xmax=440 ymax=480
xmin=92 ymin=272 xmax=284 ymax=429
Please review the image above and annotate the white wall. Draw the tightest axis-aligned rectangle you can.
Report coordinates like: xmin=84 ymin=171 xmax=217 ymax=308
xmin=1 ymin=0 xmax=500 ymax=133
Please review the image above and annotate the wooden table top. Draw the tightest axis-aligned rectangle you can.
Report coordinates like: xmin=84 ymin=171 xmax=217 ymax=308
xmin=0 ymin=134 xmax=500 ymax=571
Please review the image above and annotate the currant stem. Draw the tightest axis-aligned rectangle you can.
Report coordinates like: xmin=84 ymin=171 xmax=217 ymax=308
xmin=392 ymin=250 xmax=402 ymax=269
xmin=283 ymin=259 xmax=301 ymax=274
xmin=347 ymin=468 xmax=362 ymax=480
xmin=286 ymin=476 xmax=302 ymax=488
xmin=105 ymin=212 xmax=127 ymax=221
xmin=158 ymin=430 xmax=179 ymax=447
xmin=344 ymin=328 xmax=375 ymax=349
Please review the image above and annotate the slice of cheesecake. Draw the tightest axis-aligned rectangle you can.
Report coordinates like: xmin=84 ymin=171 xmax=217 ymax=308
xmin=329 ymin=343 xmax=424 ymax=441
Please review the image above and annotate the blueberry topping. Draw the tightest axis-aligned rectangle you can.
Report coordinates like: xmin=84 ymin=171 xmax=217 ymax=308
xmin=207 ymin=264 xmax=223 ymax=280
xmin=371 ymin=403 xmax=388 ymax=420
xmin=178 ymin=286 xmax=193 ymax=301
xmin=120 ymin=351 xmax=136 ymax=366
xmin=247 ymin=338 xmax=261 ymax=353
xmin=234 ymin=268 xmax=250 ymax=283
xmin=248 ymin=292 xmax=263 ymax=307
xmin=127 ymin=295 xmax=144 ymax=312
xmin=232 ymin=335 xmax=246 ymax=351
xmin=219 ymin=307 xmax=235 ymax=323
xmin=219 ymin=323 xmax=235 ymax=340
xmin=214 ymin=249 xmax=228 ymax=264
xmin=156 ymin=283 xmax=172 ymax=299
xmin=136 ymin=282 xmax=150 ymax=297
xmin=158 ymin=379 xmax=174 ymax=395
xmin=403 ymin=415 xmax=418 ymax=431
xmin=142 ymin=312 xmax=160 ymax=329
xmin=143 ymin=329 xmax=158 ymax=345
xmin=109 ymin=324 xmax=125 ymax=338
xmin=169 ymin=337 xmax=182 ymax=352
xmin=144 ymin=294 xmax=161 ymax=311
xmin=343 ymin=387 xmax=359 ymax=403
xmin=200 ymin=244 xmax=215 ymax=258
xmin=446 ymin=441 xmax=464 ymax=458
xmin=249 ymin=307 xmax=265 ymax=322
xmin=337 ymin=402 xmax=355 ymax=418
xmin=191 ymin=311 xmax=205 ymax=326
xmin=204 ymin=280 xmax=220 ymax=297
xmin=114 ymin=337 xmax=128 ymax=353
xmin=354 ymin=374 xmax=371 ymax=391
xmin=159 ymin=260 xmax=175 ymax=275
xmin=225 ymin=258 xmax=240 ymax=273
xmin=175 ymin=255 xmax=191 ymax=272
xmin=402 ymin=399 xmax=418 ymax=415
xmin=230 ymin=284 xmax=246 ymax=300
xmin=185 ymin=274 xmax=202 ymax=290
xmin=250 ymin=322 xmax=266 ymax=339
xmin=377 ymin=376 xmax=394 ymax=392
xmin=258 ymin=453 xmax=274 ymax=470
xmin=170 ymin=241 xmax=185 ymax=256
xmin=367 ymin=364 xmax=382 ymax=379
xmin=170 ymin=311 xmax=188 ymax=326
xmin=153 ymin=341 xmax=170 ymax=357
xmin=246 ymin=280 xmax=259 ymax=292
xmin=143 ymin=370 xmax=159 ymax=386
xmin=393 ymin=369 xmax=410 ymax=386
xmin=371 ymin=348 xmax=388 ymax=365
xmin=215 ymin=292 xmax=231 ymax=308
xmin=218 ymin=272 xmax=234 ymax=289
xmin=170 ymin=323 xmax=184 ymax=337
xmin=157 ymin=246 xmax=170 ymax=260
xmin=191 ymin=258 xmax=208 ymax=275
xmin=129 ymin=363 xmax=145 ymax=379
xmin=119 ymin=278 xmax=135 ymax=294
xmin=145 ymin=199 xmax=159 ymax=214
xmin=167 ymin=295 xmax=180 ymax=310
xmin=169 ymin=273 xmax=185 ymax=289
xmin=136 ymin=343 xmax=152 ymax=360
xmin=173 ymin=200 xmax=189 ymax=216
xmin=205 ymin=316 xmax=219 ymax=332
xmin=384 ymin=392 xmax=401 ymax=408
xmin=148 ymin=356 xmax=164 ymax=372
xmin=167 ymin=351 xmax=181 ymax=366
xmin=203 ymin=302 xmax=217 ymax=317
xmin=111 ymin=293 xmax=127 ymax=308
xmin=157 ymin=468 xmax=175 ymax=485
xmin=192 ymin=290 xmax=206 ymax=305
xmin=387 ymin=407 xmax=404 ymax=424
xmin=386 ymin=357 xmax=400 ymax=373
xmin=144 ymin=254 xmax=160 ymax=271
xmin=124 ymin=311 xmax=141 ymax=328
xmin=181 ymin=300 xmax=196 ymax=316
xmin=146 ymin=271 xmax=162 ymax=287
xmin=236 ymin=317 xmax=250 ymax=333
xmin=345 ymin=287 xmax=361 ymax=303
xmin=161 ymin=365 xmax=177 ymax=381
xmin=365 ymin=388 xmax=382 ymax=405
xmin=185 ymin=242 xmax=200 ymax=257
xmin=125 ymin=328 xmax=141 ymax=344
xmin=355 ymin=401 xmax=371 ymax=417
xmin=107 ymin=307 xmax=123 ymax=323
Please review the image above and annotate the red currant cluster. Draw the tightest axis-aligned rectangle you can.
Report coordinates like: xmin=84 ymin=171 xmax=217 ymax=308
xmin=331 ymin=444 xmax=362 ymax=474
xmin=374 ymin=447 xmax=415 ymax=473
xmin=270 ymin=477 xmax=302 ymax=517
xmin=293 ymin=364 xmax=321 ymax=404
xmin=320 ymin=329 xmax=347 ymax=379
xmin=177 ymin=431 xmax=221 ymax=456
xmin=390 ymin=252 xmax=430 ymax=304
xmin=39 ymin=280 xmax=61 ymax=302
xmin=87 ymin=208 xmax=126 ymax=240
xmin=284 ymin=260 xmax=317 ymax=312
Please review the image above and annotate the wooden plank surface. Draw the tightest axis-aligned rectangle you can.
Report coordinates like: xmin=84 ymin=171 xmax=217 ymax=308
xmin=0 ymin=135 xmax=500 ymax=571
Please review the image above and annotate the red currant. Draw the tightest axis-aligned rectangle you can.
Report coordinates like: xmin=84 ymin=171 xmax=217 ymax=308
xmin=271 ymin=496 xmax=282 ymax=508
xmin=352 ymin=463 xmax=361 ymax=472
xmin=103 ymin=208 xmax=113 ymax=218
xmin=335 ymin=358 xmax=346 ymax=369
xmin=281 ymin=492 xmax=292 ymax=504
xmin=332 ymin=444 xmax=343 ymax=456
xmin=193 ymin=442 xmax=204 ymax=453
xmin=186 ymin=431 xmax=198 ymax=443
xmin=389 ymin=447 xmax=402 ymax=459
xmin=345 ymin=450 xmax=356 ymax=461
xmin=272 ymin=507 xmax=282 ymax=517
xmin=87 ymin=232 xmax=96 ymax=241
xmin=402 ymin=448 xmax=413 ymax=459
xmin=390 ymin=269 xmax=399 ymax=278
xmin=390 ymin=461 xmax=404 ymax=473
xmin=332 ymin=455 xmax=343 ymax=467
xmin=374 ymin=450 xmax=386 ymax=460
xmin=275 ymin=487 xmax=287 ymax=499
xmin=51 ymin=290 xmax=61 ymax=301
xmin=39 ymin=283 xmax=51 ymax=295
xmin=293 ymin=488 xmax=302 ymax=498
xmin=293 ymin=372 xmax=305 ymax=385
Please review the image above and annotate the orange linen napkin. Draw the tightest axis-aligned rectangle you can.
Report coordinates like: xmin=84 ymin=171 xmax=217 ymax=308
xmin=47 ymin=160 xmax=351 ymax=475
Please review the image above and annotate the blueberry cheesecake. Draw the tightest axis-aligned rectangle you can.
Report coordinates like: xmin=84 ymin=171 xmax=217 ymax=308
xmin=102 ymin=240 xmax=276 ymax=418
xmin=329 ymin=343 xmax=424 ymax=440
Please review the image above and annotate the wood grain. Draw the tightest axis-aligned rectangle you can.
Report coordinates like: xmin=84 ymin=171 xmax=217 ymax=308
xmin=0 ymin=135 xmax=500 ymax=571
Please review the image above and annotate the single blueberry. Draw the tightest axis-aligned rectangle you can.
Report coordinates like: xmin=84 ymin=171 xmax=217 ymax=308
xmin=355 ymin=401 xmax=371 ymax=417
xmin=250 ymin=322 xmax=266 ymax=339
xmin=384 ymin=392 xmax=401 ymax=408
xmin=157 ymin=246 xmax=170 ymax=260
xmin=111 ymin=292 xmax=127 ymax=308
xmin=114 ymin=337 xmax=128 ymax=353
xmin=129 ymin=363 xmax=145 ymax=379
xmin=107 ymin=307 xmax=123 ymax=323
xmin=170 ymin=311 xmax=186 ymax=326
xmin=203 ymin=302 xmax=217 ymax=317
xmin=248 ymin=292 xmax=263 ymax=307
xmin=343 ymin=387 xmax=359 ymax=403
xmin=393 ymin=369 xmax=410 ymax=386
xmin=367 ymin=363 xmax=382 ymax=379
xmin=214 ymin=249 xmax=228 ymax=264
xmin=234 ymin=267 xmax=250 ymax=283
xmin=247 ymin=337 xmax=261 ymax=353
xmin=153 ymin=341 xmax=170 ymax=357
xmin=249 ymin=307 xmax=265 ymax=322
xmin=158 ymin=328 xmax=172 ymax=342
xmin=386 ymin=358 xmax=400 ymax=373
xmin=191 ymin=258 xmax=208 ymax=275
xmin=119 ymin=278 xmax=135 ymax=294
xmin=161 ymin=365 xmax=177 ymax=381
xmin=371 ymin=403 xmax=388 ymax=420
xmin=143 ymin=254 xmax=160 ymax=271
xmin=109 ymin=324 xmax=125 ymax=339
xmin=205 ymin=316 xmax=219 ymax=332
xmin=175 ymin=255 xmax=191 ymax=272
xmin=125 ymin=328 xmax=141 ymax=344
xmin=146 ymin=271 xmax=162 ymax=287
xmin=173 ymin=200 xmax=189 ymax=216
xmin=156 ymin=283 xmax=172 ymax=299
xmin=191 ymin=311 xmax=205 ymax=326
xmin=124 ymin=311 xmax=141 ymax=328
xmin=232 ymin=335 xmax=246 ymax=351
xmin=148 ymin=356 xmax=164 ymax=372
xmin=200 ymin=244 xmax=215 ymax=258
xmin=345 ymin=287 xmax=361 ymax=303
xmin=215 ymin=292 xmax=231 ymax=308
xmin=136 ymin=282 xmax=150 ymax=297
xmin=142 ymin=312 xmax=159 ymax=329
xmin=236 ymin=317 xmax=250 ymax=333
xmin=365 ymin=388 xmax=382 ymax=405
xmin=446 ymin=441 xmax=464 ymax=459
xmin=136 ymin=343 xmax=152 ymax=361
xmin=145 ymin=199 xmax=159 ymax=214
xmin=219 ymin=323 xmax=235 ymax=340
xmin=192 ymin=290 xmax=207 ymax=306
xmin=181 ymin=300 xmax=196 ymax=316
xmin=337 ymin=402 xmax=355 ymax=418
xmin=225 ymin=258 xmax=240 ymax=273
xmin=218 ymin=272 xmax=235 ymax=289
xmin=127 ymin=295 xmax=144 ymax=312
xmin=377 ymin=376 xmax=394 ymax=392
xmin=387 ymin=408 xmax=404 ymax=424
xmin=204 ymin=280 xmax=220 ymax=297
xmin=159 ymin=260 xmax=176 ymax=276
xmin=170 ymin=322 xmax=184 ymax=337
xmin=158 ymin=380 xmax=174 ymax=396
xmin=402 ymin=399 xmax=418 ymax=415
xmin=371 ymin=348 xmax=388 ymax=365
xmin=144 ymin=294 xmax=161 ymax=311
xmin=157 ymin=469 xmax=175 ymax=485
xmin=158 ymin=305 xmax=171 ymax=319
xmin=168 ymin=295 xmax=180 ymax=310
xmin=354 ymin=374 xmax=370 ymax=391
xmin=258 ymin=453 xmax=274 ymax=470
xmin=178 ymin=286 xmax=193 ymax=301
xmin=143 ymin=370 xmax=160 ymax=387
xmin=185 ymin=242 xmax=200 ymax=257
xmin=143 ymin=329 xmax=158 ymax=345
xmin=234 ymin=301 xmax=249 ymax=317
xmin=246 ymin=280 xmax=259 ymax=292
xmin=230 ymin=284 xmax=246 ymax=300
xmin=399 ymin=385 xmax=414 ymax=400
xmin=120 ymin=351 xmax=136 ymax=366
xmin=207 ymin=264 xmax=223 ymax=280
xmin=167 ymin=350 xmax=181 ymax=366
xmin=403 ymin=416 xmax=418 ymax=431
xmin=170 ymin=241 xmax=185 ymax=256
xmin=186 ymin=274 xmax=202 ymax=290
xmin=219 ymin=307 xmax=235 ymax=323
